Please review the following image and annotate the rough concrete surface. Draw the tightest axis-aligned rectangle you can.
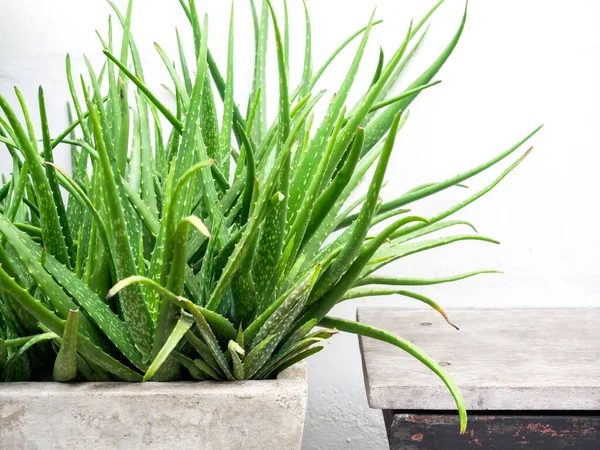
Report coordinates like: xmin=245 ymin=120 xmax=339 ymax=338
xmin=0 ymin=364 xmax=307 ymax=450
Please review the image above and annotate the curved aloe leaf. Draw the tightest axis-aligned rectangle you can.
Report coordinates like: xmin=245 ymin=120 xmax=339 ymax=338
xmin=320 ymin=315 xmax=467 ymax=434
xmin=340 ymin=288 xmax=458 ymax=329
xmin=107 ymin=275 xmax=237 ymax=345
xmin=144 ymin=312 xmax=194 ymax=381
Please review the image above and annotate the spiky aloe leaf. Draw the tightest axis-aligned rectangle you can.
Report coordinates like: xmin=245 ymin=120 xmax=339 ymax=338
xmin=236 ymin=123 xmax=256 ymax=226
xmin=4 ymin=332 xmax=57 ymax=378
xmin=257 ymin=328 xmax=336 ymax=379
xmin=0 ymin=214 xmax=101 ymax=340
xmin=0 ymin=95 xmax=71 ymax=267
xmin=248 ymin=0 xmax=291 ymax=318
xmin=193 ymin=356 xmax=222 ymax=380
xmin=266 ymin=345 xmax=323 ymax=377
xmin=301 ymin=126 xmax=363 ymax=248
xmin=341 ymin=128 xmax=541 ymax=228
xmin=104 ymin=52 xmax=182 ymax=133
xmin=228 ymin=339 xmax=245 ymax=380
xmin=176 ymin=28 xmax=193 ymax=95
xmin=107 ymin=275 xmax=237 ymax=345
xmin=287 ymin=11 xmax=376 ymax=228
xmin=187 ymin=306 xmax=234 ymax=380
xmin=185 ymin=331 xmax=223 ymax=378
xmin=366 ymin=235 xmax=499 ymax=278
xmin=49 ymin=163 xmax=116 ymax=279
xmin=309 ymin=112 xmax=404 ymax=303
xmin=207 ymin=95 xmax=320 ymax=311
xmin=243 ymin=334 xmax=275 ymax=379
xmin=219 ymin=3 xmax=235 ymax=177
xmin=240 ymin=266 xmax=321 ymax=378
xmin=0 ymin=265 xmax=142 ymax=381
xmin=84 ymin=82 xmax=154 ymax=359
xmin=5 ymin=162 xmax=28 ymax=223
xmin=0 ymin=214 xmax=145 ymax=369
xmin=278 ymin=318 xmax=317 ymax=352
xmin=309 ymin=20 xmax=383 ymax=91
xmin=251 ymin=1 xmax=269 ymax=142
xmin=39 ymin=88 xmax=74 ymax=265
xmin=171 ymin=350 xmax=205 ymax=380
xmin=144 ymin=312 xmax=194 ymax=381
xmin=53 ymin=309 xmax=79 ymax=382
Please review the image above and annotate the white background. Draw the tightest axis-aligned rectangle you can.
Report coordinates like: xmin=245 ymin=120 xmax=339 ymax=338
xmin=1 ymin=1 xmax=599 ymax=449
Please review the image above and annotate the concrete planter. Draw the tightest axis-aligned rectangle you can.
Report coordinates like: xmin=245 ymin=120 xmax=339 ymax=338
xmin=0 ymin=364 xmax=307 ymax=450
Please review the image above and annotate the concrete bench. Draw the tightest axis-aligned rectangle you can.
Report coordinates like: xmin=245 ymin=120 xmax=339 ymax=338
xmin=358 ymin=308 xmax=600 ymax=449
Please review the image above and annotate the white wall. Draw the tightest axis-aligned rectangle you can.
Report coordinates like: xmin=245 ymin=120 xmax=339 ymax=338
xmin=1 ymin=1 xmax=599 ymax=449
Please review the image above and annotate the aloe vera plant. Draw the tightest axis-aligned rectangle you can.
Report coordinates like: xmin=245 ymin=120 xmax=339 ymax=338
xmin=0 ymin=0 xmax=540 ymax=433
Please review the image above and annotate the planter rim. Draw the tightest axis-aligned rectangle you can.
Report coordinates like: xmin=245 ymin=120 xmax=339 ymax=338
xmin=0 ymin=362 xmax=306 ymax=393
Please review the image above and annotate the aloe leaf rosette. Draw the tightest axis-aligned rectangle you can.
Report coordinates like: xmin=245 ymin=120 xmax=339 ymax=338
xmin=0 ymin=0 xmax=541 ymax=434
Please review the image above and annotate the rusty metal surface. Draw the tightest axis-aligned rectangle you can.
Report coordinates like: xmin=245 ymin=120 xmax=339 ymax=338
xmin=384 ymin=411 xmax=600 ymax=449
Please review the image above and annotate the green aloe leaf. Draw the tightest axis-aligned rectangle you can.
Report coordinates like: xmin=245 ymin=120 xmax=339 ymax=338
xmin=4 ymin=332 xmax=57 ymax=377
xmin=185 ymin=330 xmax=223 ymax=378
xmin=251 ymin=1 xmax=269 ymax=142
xmin=287 ymin=11 xmax=377 ymax=228
xmin=219 ymin=2 xmax=236 ymax=176
xmin=341 ymin=128 xmax=540 ymax=229
xmin=39 ymin=88 xmax=75 ymax=265
xmin=248 ymin=0 xmax=292 ymax=317
xmin=354 ymin=270 xmax=501 ymax=288
xmin=207 ymin=94 xmax=319 ymax=312
xmin=103 ymin=51 xmax=182 ymax=133
xmin=187 ymin=306 xmax=234 ymax=380
xmin=0 ymin=338 xmax=6 ymax=371
xmin=363 ymin=3 xmax=467 ymax=153
xmin=309 ymin=20 xmax=383 ymax=91
xmin=302 ymin=126 xmax=363 ymax=248
xmin=364 ymin=235 xmax=499 ymax=278
xmin=320 ymin=315 xmax=467 ymax=434
xmin=0 ymin=214 xmax=145 ymax=369
xmin=144 ymin=312 xmax=194 ymax=381
xmin=266 ymin=345 xmax=323 ymax=377
xmin=243 ymin=334 xmax=275 ymax=379
xmin=171 ymin=350 xmax=205 ymax=380
xmin=228 ymin=339 xmax=245 ymax=380
xmin=244 ymin=267 xmax=321 ymax=374
xmin=0 ymin=95 xmax=71 ymax=267
xmin=107 ymin=275 xmax=237 ymax=345
xmin=257 ymin=328 xmax=336 ymax=379
xmin=309 ymin=112 xmax=404 ymax=303
xmin=53 ymin=309 xmax=80 ymax=382
xmin=340 ymin=288 xmax=458 ymax=329
xmin=0 ymin=265 xmax=142 ymax=381
xmin=84 ymin=83 xmax=154 ymax=359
